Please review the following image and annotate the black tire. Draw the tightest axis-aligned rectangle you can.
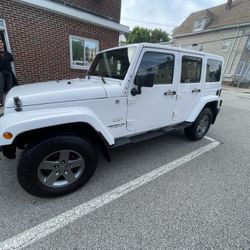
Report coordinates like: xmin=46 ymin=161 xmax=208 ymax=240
xmin=17 ymin=135 xmax=97 ymax=198
xmin=184 ymin=108 xmax=212 ymax=141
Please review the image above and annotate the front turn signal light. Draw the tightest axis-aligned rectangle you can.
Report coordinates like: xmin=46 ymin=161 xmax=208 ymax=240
xmin=3 ymin=132 xmax=13 ymax=140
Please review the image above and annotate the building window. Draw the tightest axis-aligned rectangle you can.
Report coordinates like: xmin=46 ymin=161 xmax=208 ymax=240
xmin=236 ymin=61 xmax=246 ymax=76
xmin=222 ymin=41 xmax=231 ymax=51
xmin=242 ymin=63 xmax=250 ymax=77
xmin=206 ymin=59 xmax=222 ymax=82
xmin=70 ymin=35 xmax=99 ymax=69
xmin=246 ymin=39 xmax=250 ymax=50
xmin=194 ymin=18 xmax=206 ymax=31
xmin=0 ymin=19 xmax=13 ymax=73
xmin=0 ymin=20 xmax=5 ymax=30
xmin=181 ymin=56 xmax=202 ymax=83
xmin=136 ymin=52 xmax=175 ymax=84
xmin=0 ymin=19 xmax=11 ymax=51
xmin=198 ymin=44 xmax=205 ymax=52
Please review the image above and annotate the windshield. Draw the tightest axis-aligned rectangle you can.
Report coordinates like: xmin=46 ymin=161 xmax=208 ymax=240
xmin=88 ymin=47 xmax=136 ymax=80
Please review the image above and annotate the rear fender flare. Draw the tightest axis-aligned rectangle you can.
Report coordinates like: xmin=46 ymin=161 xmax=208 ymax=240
xmin=186 ymin=95 xmax=219 ymax=123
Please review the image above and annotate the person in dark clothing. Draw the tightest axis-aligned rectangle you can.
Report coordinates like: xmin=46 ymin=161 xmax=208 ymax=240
xmin=0 ymin=39 xmax=17 ymax=106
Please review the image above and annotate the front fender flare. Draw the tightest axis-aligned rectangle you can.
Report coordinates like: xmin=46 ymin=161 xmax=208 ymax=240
xmin=0 ymin=107 xmax=114 ymax=146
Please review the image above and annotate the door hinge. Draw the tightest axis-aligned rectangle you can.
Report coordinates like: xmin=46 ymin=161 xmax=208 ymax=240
xmin=127 ymin=98 xmax=136 ymax=105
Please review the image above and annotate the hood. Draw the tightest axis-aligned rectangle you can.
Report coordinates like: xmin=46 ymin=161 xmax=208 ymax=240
xmin=5 ymin=78 xmax=107 ymax=108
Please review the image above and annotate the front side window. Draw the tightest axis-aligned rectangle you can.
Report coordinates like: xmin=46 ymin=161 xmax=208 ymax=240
xmin=181 ymin=56 xmax=202 ymax=83
xmin=136 ymin=52 xmax=175 ymax=85
xmin=70 ymin=36 xmax=98 ymax=69
xmin=88 ymin=47 xmax=136 ymax=80
xmin=206 ymin=59 xmax=222 ymax=82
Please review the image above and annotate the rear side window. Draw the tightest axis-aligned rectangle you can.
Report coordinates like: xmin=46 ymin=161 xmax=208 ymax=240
xmin=206 ymin=59 xmax=222 ymax=82
xmin=137 ymin=52 xmax=174 ymax=84
xmin=181 ymin=56 xmax=202 ymax=83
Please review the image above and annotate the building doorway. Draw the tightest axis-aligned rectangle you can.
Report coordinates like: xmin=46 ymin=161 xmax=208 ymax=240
xmin=0 ymin=19 xmax=14 ymax=73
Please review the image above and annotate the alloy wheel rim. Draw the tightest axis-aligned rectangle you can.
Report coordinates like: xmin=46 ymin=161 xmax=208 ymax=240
xmin=197 ymin=115 xmax=209 ymax=137
xmin=37 ymin=150 xmax=85 ymax=188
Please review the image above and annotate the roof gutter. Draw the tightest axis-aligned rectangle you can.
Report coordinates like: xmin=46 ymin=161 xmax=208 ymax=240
xmin=14 ymin=0 xmax=129 ymax=33
xmin=173 ymin=22 xmax=250 ymax=38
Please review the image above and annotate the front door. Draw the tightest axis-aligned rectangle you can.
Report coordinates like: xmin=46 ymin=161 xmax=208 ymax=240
xmin=127 ymin=49 xmax=178 ymax=133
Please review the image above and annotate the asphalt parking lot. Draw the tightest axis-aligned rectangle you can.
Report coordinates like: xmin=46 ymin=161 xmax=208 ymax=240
xmin=0 ymin=86 xmax=250 ymax=250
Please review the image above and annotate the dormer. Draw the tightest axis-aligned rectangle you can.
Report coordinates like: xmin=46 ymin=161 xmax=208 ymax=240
xmin=193 ymin=10 xmax=214 ymax=32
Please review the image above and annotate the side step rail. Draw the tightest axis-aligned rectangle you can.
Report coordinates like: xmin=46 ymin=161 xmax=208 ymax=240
xmin=113 ymin=122 xmax=191 ymax=148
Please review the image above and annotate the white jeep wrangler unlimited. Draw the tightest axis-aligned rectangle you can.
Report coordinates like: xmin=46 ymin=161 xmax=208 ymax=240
xmin=0 ymin=43 xmax=223 ymax=197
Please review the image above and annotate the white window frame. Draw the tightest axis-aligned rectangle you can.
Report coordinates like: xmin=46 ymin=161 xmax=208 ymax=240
xmin=246 ymin=39 xmax=250 ymax=51
xmin=69 ymin=35 xmax=99 ymax=70
xmin=193 ymin=18 xmax=206 ymax=31
xmin=236 ymin=61 xmax=246 ymax=76
xmin=247 ymin=67 xmax=250 ymax=81
xmin=222 ymin=40 xmax=231 ymax=51
xmin=242 ymin=63 xmax=250 ymax=77
xmin=198 ymin=43 xmax=205 ymax=52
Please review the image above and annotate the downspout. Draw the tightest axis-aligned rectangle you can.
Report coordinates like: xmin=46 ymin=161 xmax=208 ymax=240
xmin=224 ymin=26 xmax=239 ymax=75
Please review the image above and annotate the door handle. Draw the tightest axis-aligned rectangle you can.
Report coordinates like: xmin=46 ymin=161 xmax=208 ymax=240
xmin=192 ymin=88 xmax=201 ymax=93
xmin=164 ymin=90 xmax=176 ymax=96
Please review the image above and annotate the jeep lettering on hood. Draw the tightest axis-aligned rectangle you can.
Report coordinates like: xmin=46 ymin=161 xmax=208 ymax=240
xmin=4 ymin=78 xmax=107 ymax=108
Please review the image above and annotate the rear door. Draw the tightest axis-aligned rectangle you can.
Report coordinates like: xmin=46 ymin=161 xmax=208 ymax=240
xmin=174 ymin=54 xmax=204 ymax=122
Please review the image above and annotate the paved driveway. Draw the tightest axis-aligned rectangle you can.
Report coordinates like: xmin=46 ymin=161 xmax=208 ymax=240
xmin=0 ymin=86 xmax=249 ymax=250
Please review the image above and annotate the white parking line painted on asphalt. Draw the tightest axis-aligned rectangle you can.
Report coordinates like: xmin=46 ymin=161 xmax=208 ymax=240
xmin=0 ymin=140 xmax=220 ymax=250
xmin=204 ymin=136 xmax=216 ymax=142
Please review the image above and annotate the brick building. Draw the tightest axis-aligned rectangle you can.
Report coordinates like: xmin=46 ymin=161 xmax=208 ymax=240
xmin=0 ymin=0 xmax=128 ymax=84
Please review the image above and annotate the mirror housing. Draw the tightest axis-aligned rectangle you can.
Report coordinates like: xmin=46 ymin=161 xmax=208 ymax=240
xmin=131 ymin=73 xmax=155 ymax=96
xmin=135 ymin=73 xmax=155 ymax=88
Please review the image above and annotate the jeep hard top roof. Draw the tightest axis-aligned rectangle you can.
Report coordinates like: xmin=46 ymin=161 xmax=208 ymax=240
xmin=101 ymin=43 xmax=224 ymax=61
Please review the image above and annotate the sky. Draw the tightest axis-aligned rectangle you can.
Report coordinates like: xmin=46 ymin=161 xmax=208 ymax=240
xmin=121 ymin=0 xmax=227 ymax=34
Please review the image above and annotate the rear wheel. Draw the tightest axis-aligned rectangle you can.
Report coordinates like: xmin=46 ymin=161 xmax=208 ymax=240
xmin=17 ymin=135 xmax=97 ymax=197
xmin=184 ymin=108 xmax=212 ymax=141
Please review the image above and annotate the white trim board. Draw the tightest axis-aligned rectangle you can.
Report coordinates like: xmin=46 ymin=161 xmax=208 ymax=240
xmin=14 ymin=0 xmax=129 ymax=33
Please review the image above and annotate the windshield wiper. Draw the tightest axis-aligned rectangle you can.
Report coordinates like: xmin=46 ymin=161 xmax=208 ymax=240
xmin=101 ymin=75 xmax=106 ymax=84
xmin=87 ymin=72 xmax=107 ymax=83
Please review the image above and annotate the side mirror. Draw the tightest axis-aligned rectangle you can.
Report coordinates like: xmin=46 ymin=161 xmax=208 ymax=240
xmin=135 ymin=73 xmax=155 ymax=88
xmin=131 ymin=73 xmax=155 ymax=96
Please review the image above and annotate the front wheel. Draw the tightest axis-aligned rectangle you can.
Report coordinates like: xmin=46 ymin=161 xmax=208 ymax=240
xmin=184 ymin=108 xmax=212 ymax=141
xmin=17 ymin=135 xmax=97 ymax=197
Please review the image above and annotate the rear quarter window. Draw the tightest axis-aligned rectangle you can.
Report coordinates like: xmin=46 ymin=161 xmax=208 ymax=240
xmin=206 ymin=59 xmax=222 ymax=82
